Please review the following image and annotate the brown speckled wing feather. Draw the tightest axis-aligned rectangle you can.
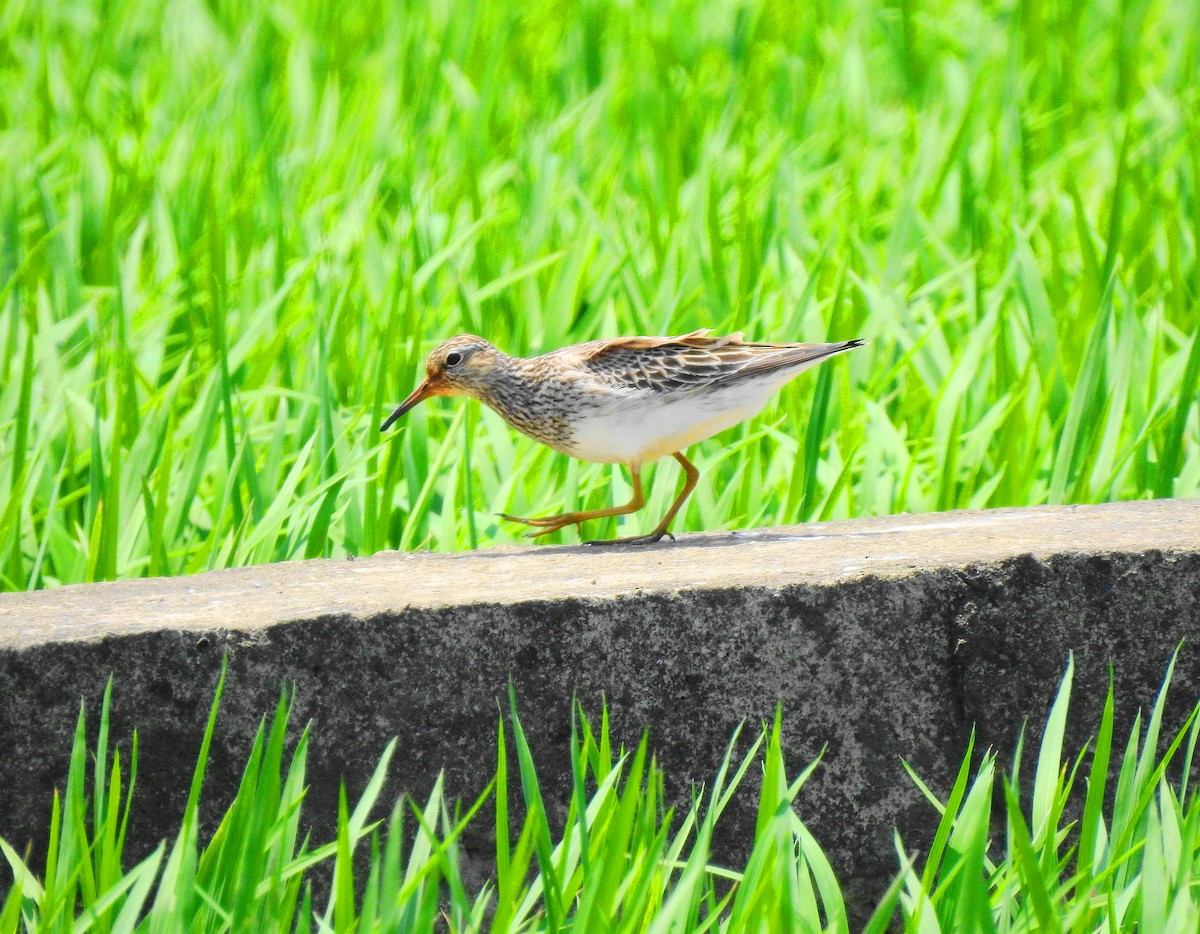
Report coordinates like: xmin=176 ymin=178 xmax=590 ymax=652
xmin=548 ymin=330 xmax=862 ymax=394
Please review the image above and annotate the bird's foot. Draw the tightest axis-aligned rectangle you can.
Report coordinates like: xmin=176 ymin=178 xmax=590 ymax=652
xmin=584 ymin=530 xmax=676 ymax=547
xmin=498 ymin=512 xmax=581 ymax=537
xmin=499 ymin=512 xmax=561 ymax=528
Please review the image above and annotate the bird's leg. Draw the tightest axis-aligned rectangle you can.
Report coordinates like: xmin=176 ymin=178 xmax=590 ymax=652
xmin=500 ymin=466 xmax=646 ymax=538
xmin=586 ymin=451 xmax=699 ymax=546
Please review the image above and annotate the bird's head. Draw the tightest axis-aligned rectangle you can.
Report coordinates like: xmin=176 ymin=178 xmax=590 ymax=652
xmin=380 ymin=335 xmax=501 ymax=430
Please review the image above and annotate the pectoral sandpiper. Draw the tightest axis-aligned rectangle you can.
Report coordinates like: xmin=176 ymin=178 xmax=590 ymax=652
xmin=381 ymin=329 xmax=864 ymax=545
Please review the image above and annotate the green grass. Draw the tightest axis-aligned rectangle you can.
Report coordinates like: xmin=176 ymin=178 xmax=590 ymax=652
xmin=0 ymin=0 xmax=1198 ymax=586
xmin=3 ymin=652 xmax=1200 ymax=931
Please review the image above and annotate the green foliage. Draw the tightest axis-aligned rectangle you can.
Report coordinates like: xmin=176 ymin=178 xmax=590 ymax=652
xmin=1 ymin=0 xmax=1198 ymax=582
xmin=896 ymin=650 xmax=1200 ymax=932
xmin=4 ymin=653 xmax=1200 ymax=930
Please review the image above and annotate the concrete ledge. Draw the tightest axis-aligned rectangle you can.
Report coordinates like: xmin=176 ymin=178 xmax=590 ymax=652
xmin=1 ymin=499 xmax=1198 ymax=916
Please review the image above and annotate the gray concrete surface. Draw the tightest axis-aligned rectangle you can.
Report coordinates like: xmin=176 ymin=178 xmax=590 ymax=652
xmin=1 ymin=499 xmax=1198 ymax=919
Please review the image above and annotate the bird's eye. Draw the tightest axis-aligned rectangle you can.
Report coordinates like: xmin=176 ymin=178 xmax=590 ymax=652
xmin=445 ymin=351 xmax=463 ymax=366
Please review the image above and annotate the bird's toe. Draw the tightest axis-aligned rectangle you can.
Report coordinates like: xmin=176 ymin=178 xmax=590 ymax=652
xmin=500 ymin=512 xmax=554 ymax=527
xmin=584 ymin=532 xmax=673 ymax=547
xmin=526 ymin=524 xmax=571 ymax=538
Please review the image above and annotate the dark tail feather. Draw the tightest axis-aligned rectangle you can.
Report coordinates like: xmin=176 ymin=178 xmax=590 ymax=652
xmin=722 ymin=338 xmax=866 ymax=382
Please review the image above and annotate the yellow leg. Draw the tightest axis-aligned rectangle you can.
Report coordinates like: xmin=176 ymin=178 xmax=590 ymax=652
xmin=586 ymin=451 xmax=699 ymax=546
xmin=500 ymin=466 xmax=646 ymax=538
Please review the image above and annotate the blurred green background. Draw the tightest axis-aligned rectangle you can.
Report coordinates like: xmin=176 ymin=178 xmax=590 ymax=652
xmin=0 ymin=0 xmax=1197 ymax=588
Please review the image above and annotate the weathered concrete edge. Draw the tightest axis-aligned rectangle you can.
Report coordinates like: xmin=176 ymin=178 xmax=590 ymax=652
xmin=2 ymin=498 xmax=1197 ymax=648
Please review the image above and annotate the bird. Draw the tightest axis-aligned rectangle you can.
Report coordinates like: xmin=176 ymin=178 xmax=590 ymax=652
xmin=381 ymin=329 xmax=864 ymax=545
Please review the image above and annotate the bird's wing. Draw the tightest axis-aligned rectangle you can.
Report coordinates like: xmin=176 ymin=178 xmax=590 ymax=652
xmin=552 ymin=330 xmax=861 ymax=394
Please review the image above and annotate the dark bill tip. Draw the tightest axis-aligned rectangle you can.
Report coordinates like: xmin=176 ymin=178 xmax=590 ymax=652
xmin=379 ymin=403 xmax=411 ymax=432
xmin=379 ymin=380 xmax=433 ymax=431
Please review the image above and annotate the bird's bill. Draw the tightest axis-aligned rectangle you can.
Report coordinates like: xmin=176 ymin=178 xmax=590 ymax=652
xmin=380 ymin=377 xmax=441 ymax=431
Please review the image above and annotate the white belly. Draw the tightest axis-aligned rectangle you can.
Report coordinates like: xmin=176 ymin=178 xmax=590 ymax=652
xmin=567 ymin=383 xmax=780 ymax=464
